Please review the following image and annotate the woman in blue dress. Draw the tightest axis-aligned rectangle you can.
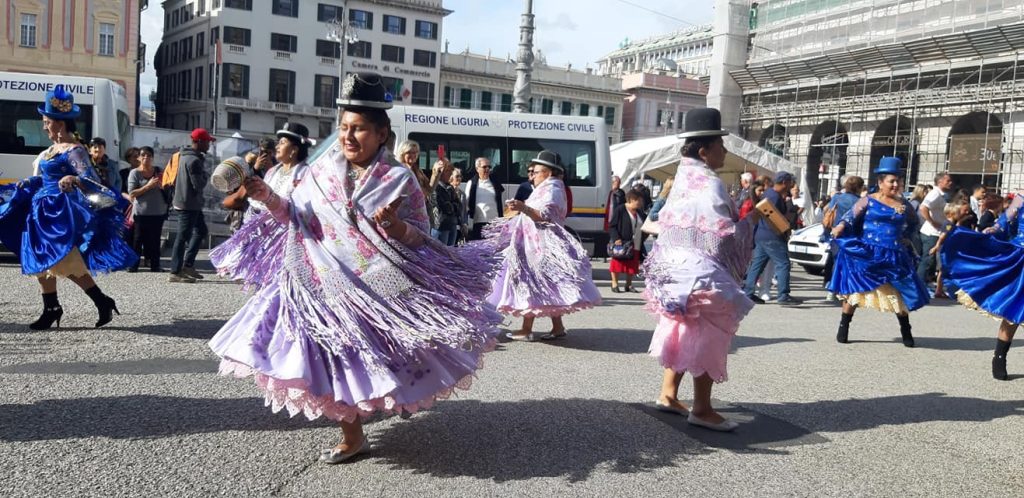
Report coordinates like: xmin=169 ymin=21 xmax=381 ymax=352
xmin=0 ymin=85 xmax=136 ymax=329
xmin=941 ymin=192 xmax=1024 ymax=380
xmin=828 ymin=157 xmax=929 ymax=347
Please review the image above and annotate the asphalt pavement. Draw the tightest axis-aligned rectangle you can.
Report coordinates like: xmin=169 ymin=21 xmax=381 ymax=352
xmin=0 ymin=252 xmax=1021 ymax=497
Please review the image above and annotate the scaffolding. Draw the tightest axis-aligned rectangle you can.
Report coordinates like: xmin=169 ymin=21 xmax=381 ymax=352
xmin=736 ymin=2 xmax=1024 ymax=196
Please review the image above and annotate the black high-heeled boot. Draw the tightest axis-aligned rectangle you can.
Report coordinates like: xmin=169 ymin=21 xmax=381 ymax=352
xmin=897 ymin=314 xmax=914 ymax=348
xmin=29 ymin=292 xmax=63 ymax=330
xmin=993 ymin=339 xmax=1011 ymax=381
xmin=85 ymin=286 xmax=119 ymax=328
xmin=836 ymin=312 xmax=853 ymax=344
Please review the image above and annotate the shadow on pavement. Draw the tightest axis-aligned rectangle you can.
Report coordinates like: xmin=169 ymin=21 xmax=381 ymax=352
xmin=128 ymin=318 xmax=226 ymax=340
xmin=740 ymin=392 xmax=1024 ymax=433
xmin=536 ymin=328 xmax=813 ymax=355
xmin=0 ymin=395 xmax=334 ymax=442
xmin=637 ymin=402 xmax=827 ymax=454
xmin=0 ymin=358 xmax=217 ymax=375
xmin=372 ymin=398 xmax=713 ymax=482
xmin=843 ymin=335 xmax=996 ymax=351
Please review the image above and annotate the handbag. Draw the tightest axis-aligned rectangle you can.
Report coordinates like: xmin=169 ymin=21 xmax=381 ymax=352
xmin=641 ymin=218 xmax=661 ymax=235
xmin=608 ymin=240 xmax=635 ymax=260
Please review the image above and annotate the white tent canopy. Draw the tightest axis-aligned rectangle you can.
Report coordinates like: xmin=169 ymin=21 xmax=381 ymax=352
xmin=610 ymin=134 xmax=802 ymax=187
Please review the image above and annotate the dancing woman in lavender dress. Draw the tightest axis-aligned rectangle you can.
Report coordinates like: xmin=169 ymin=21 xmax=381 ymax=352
xmin=484 ymin=150 xmax=601 ymax=341
xmin=208 ymin=73 xmax=501 ymax=464
xmin=642 ymin=109 xmax=758 ymax=432
xmin=0 ymin=85 xmax=134 ymax=330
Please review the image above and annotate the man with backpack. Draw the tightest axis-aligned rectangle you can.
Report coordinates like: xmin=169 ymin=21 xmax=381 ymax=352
xmin=167 ymin=129 xmax=213 ymax=283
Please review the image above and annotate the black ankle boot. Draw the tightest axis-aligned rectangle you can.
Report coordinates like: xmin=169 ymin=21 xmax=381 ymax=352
xmin=837 ymin=312 xmax=853 ymax=344
xmin=29 ymin=292 xmax=63 ymax=330
xmin=993 ymin=339 xmax=1011 ymax=381
xmin=897 ymin=314 xmax=914 ymax=348
xmin=85 ymin=286 xmax=119 ymax=328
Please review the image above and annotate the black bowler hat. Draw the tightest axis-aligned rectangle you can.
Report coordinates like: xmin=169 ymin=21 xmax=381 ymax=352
xmin=529 ymin=150 xmax=563 ymax=173
xmin=337 ymin=72 xmax=394 ymax=109
xmin=276 ymin=122 xmax=311 ymax=145
xmin=678 ymin=108 xmax=729 ymax=139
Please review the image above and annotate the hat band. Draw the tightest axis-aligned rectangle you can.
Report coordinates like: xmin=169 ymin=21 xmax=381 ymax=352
xmin=337 ymin=98 xmax=394 ymax=109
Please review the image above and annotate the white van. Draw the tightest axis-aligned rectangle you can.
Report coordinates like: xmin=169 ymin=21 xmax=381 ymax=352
xmin=0 ymin=72 xmax=131 ymax=184
xmin=315 ymin=106 xmax=612 ymax=248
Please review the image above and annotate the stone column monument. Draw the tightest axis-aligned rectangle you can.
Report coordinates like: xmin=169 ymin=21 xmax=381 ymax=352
xmin=512 ymin=0 xmax=535 ymax=113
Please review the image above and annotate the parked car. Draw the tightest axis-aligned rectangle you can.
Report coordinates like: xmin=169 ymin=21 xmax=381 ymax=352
xmin=788 ymin=223 xmax=830 ymax=275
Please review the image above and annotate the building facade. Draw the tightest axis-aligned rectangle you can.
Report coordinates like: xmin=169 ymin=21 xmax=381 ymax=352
xmin=154 ymin=0 xmax=449 ymax=140
xmin=597 ymin=24 xmax=714 ymax=79
xmin=0 ymin=0 xmax=143 ymax=122
xmin=440 ymin=51 xmax=625 ymax=143
xmin=620 ymin=72 xmax=706 ymax=142
xmin=728 ymin=0 xmax=1024 ymax=198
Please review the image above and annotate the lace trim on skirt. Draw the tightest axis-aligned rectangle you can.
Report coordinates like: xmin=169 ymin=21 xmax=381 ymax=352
xmin=956 ymin=289 xmax=1018 ymax=325
xmin=841 ymin=283 xmax=909 ymax=314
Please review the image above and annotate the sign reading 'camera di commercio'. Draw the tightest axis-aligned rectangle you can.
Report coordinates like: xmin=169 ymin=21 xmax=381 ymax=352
xmin=948 ymin=134 xmax=1001 ymax=174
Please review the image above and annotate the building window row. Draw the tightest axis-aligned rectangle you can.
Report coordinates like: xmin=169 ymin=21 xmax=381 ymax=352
xmin=18 ymin=14 xmax=114 ymax=54
xmin=208 ymin=64 xmax=434 ymax=107
xmin=442 ymin=86 xmax=615 ymax=124
xmin=158 ymin=67 xmax=205 ymax=105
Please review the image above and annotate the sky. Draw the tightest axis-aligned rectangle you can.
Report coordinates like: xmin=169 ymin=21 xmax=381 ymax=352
xmin=138 ymin=0 xmax=715 ymax=108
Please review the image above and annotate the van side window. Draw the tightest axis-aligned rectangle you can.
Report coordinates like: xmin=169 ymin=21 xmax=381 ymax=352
xmin=509 ymin=138 xmax=596 ymax=187
xmin=0 ymin=100 xmax=93 ymax=154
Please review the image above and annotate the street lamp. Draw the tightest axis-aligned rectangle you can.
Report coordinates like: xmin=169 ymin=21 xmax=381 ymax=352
xmin=662 ymin=89 xmax=674 ymax=135
xmin=325 ymin=8 xmax=360 ymax=125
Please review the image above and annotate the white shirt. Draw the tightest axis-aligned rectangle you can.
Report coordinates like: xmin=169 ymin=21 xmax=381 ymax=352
xmin=970 ymin=196 xmax=982 ymax=219
xmin=919 ymin=188 xmax=947 ymax=237
xmin=466 ymin=178 xmax=498 ymax=223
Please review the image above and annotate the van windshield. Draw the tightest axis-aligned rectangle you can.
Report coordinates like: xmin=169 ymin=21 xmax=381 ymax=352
xmin=0 ymin=100 xmax=93 ymax=155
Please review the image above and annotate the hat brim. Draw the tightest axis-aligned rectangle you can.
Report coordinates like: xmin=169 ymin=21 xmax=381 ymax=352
xmin=530 ymin=158 xmax=564 ymax=172
xmin=337 ymin=99 xmax=393 ymax=110
xmin=276 ymin=129 xmax=310 ymax=144
xmin=677 ymin=129 xmax=729 ymax=138
xmin=37 ymin=104 xmax=81 ymax=120
xmin=874 ymin=167 xmax=902 ymax=176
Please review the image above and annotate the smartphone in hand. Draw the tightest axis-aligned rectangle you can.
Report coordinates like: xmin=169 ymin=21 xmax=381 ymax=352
xmin=437 ymin=144 xmax=446 ymax=161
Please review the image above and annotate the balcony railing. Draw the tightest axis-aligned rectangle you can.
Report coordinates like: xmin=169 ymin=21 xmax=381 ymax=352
xmin=275 ymin=51 xmax=292 ymax=61
xmin=227 ymin=44 xmax=246 ymax=55
xmin=222 ymin=97 xmax=339 ymax=119
xmin=319 ymin=57 xmax=338 ymax=66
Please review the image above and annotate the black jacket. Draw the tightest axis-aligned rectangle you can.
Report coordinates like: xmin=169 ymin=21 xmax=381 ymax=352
xmin=432 ymin=182 xmax=460 ymax=230
xmin=465 ymin=176 xmax=504 ymax=221
xmin=608 ymin=205 xmax=639 ymax=244
xmin=514 ymin=181 xmax=533 ymax=201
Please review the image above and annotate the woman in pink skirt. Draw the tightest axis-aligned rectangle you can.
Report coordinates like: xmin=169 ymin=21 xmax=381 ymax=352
xmin=643 ymin=108 xmax=760 ymax=432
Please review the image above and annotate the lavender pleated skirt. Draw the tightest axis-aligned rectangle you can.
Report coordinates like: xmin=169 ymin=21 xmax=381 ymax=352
xmin=485 ymin=217 xmax=601 ymax=317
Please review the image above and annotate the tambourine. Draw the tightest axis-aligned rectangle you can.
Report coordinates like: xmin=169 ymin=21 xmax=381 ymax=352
xmin=211 ymin=156 xmax=252 ymax=193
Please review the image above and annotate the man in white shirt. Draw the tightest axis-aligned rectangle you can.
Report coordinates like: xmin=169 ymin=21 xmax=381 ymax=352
xmin=969 ymin=184 xmax=986 ymax=219
xmin=917 ymin=172 xmax=954 ymax=284
xmin=464 ymin=157 xmax=504 ymax=240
